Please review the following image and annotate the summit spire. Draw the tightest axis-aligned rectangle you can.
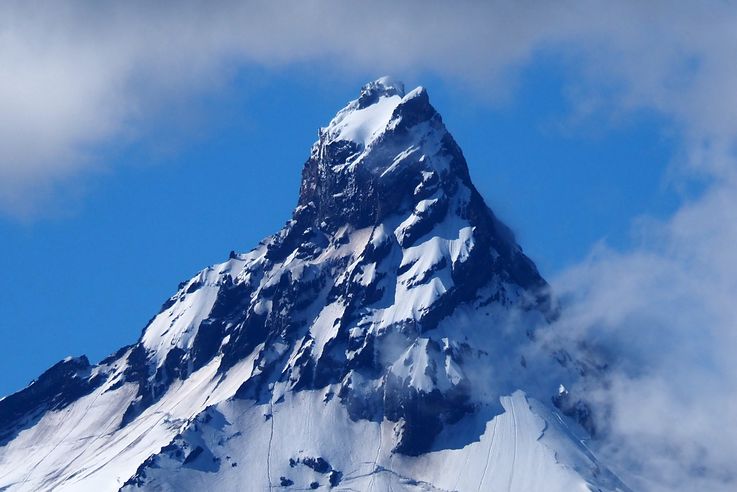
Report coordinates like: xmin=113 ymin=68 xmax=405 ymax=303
xmin=356 ymin=76 xmax=406 ymax=107
xmin=298 ymin=78 xmax=466 ymax=231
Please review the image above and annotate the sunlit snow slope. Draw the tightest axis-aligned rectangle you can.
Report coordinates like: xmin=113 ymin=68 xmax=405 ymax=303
xmin=0 ymin=78 xmax=629 ymax=492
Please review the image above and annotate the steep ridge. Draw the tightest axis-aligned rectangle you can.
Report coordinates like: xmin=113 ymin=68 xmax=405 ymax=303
xmin=0 ymin=78 xmax=627 ymax=491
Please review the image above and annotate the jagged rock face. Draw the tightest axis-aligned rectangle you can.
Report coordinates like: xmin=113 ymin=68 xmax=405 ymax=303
xmin=133 ymin=77 xmax=551 ymax=453
xmin=0 ymin=78 xmax=625 ymax=492
xmin=297 ymin=80 xmax=464 ymax=232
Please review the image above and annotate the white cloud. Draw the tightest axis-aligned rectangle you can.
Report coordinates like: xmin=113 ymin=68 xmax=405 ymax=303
xmin=549 ymin=182 xmax=737 ymax=490
xmin=2 ymin=1 xmax=737 ymax=215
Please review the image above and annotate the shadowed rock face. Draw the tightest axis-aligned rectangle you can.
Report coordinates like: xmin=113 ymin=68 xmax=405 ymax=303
xmin=0 ymin=356 xmax=104 ymax=445
xmin=1 ymin=78 xmax=554 ymax=457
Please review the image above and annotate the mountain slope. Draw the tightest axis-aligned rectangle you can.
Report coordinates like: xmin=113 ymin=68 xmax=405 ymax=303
xmin=0 ymin=77 xmax=627 ymax=491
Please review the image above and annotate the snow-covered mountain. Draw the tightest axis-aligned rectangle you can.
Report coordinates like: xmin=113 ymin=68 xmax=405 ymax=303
xmin=0 ymin=77 xmax=628 ymax=491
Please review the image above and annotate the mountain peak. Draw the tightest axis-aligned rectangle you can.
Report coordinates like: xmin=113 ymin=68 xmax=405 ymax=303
xmin=0 ymin=79 xmax=626 ymax=492
xmin=299 ymin=78 xmax=462 ymax=231
xmin=357 ymin=76 xmax=406 ymax=107
xmin=321 ymin=78 xmax=407 ymax=148
xmin=319 ymin=77 xmax=432 ymax=150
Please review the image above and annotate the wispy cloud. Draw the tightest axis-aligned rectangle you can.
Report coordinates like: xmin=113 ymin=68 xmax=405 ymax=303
xmin=2 ymin=1 xmax=736 ymax=215
xmin=549 ymin=181 xmax=737 ymax=491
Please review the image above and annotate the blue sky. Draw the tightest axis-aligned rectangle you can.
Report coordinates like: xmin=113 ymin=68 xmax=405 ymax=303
xmin=0 ymin=62 xmax=681 ymax=395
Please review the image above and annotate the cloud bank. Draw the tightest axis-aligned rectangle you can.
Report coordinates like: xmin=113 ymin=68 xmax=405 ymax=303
xmin=549 ymin=181 xmax=737 ymax=491
xmin=3 ymin=2 xmax=737 ymax=490
xmin=2 ymin=1 xmax=736 ymax=214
